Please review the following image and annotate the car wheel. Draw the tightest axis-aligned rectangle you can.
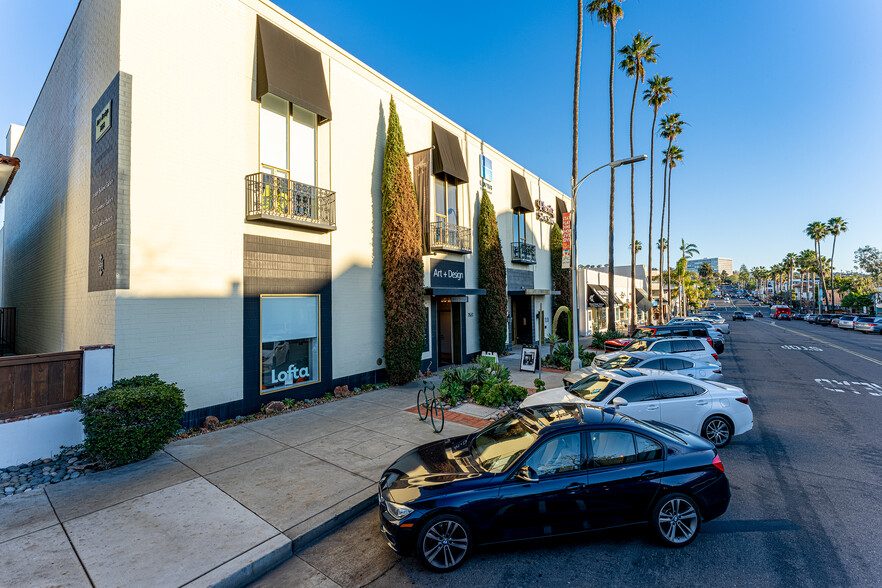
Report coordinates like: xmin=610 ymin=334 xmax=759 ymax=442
xmin=702 ymin=416 xmax=732 ymax=448
xmin=651 ymin=493 xmax=701 ymax=547
xmin=417 ymin=514 xmax=472 ymax=572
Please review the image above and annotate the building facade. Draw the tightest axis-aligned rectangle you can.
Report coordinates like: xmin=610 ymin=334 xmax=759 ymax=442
xmin=2 ymin=0 xmax=570 ymax=425
xmin=686 ymin=257 xmax=733 ymax=275
xmin=576 ymin=267 xmax=651 ymax=335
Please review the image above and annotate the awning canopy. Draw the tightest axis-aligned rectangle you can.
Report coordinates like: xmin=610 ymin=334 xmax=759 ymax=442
xmin=431 ymin=123 xmax=469 ymax=184
xmin=425 ymin=287 xmax=486 ymax=296
xmin=635 ymin=288 xmax=653 ymax=312
xmin=511 ymin=171 xmax=534 ymax=212
xmin=586 ymin=284 xmax=608 ymax=308
xmin=0 ymin=155 xmax=21 ymax=203
xmin=556 ymin=197 xmax=569 ymax=226
xmin=256 ymin=17 xmax=332 ymax=123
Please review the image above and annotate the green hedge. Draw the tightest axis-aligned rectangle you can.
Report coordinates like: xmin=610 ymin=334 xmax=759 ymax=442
xmin=74 ymin=374 xmax=186 ymax=467
xmin=477 ymin=190 xmax=508 ymax=354
xmin=438 ymin=357 xmax=527 ymax=407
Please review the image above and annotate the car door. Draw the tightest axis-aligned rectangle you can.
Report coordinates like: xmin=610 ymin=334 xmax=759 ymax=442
xmin=655 ymin=380 xmax=710 ymax=434
xmin=609 ymin=381 xmax=660 ymax=421
xmin=586 ymin=430 xmax=664 ymax=528
xmin=493 ymin=432 xmax=588 ymax=541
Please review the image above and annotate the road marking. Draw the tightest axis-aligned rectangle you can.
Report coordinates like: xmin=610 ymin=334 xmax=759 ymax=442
xmin=781 ymin=345 xmax=823 ymax=351
xmin=766 ymin=322 xmax=882 ymax=367
xmin=815 ymin=379 xmax=882 ymax=396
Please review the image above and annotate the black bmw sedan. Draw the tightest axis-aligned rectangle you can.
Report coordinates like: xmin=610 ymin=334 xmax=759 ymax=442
xmin=378 ymin=404 xmax=730 ymax=572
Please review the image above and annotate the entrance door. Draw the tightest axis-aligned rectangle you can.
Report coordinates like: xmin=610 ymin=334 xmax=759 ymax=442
xmin=437 ymin=299 xmax=453 ymax=365
xmin=512 ymin=295 xmax=533 ymax=345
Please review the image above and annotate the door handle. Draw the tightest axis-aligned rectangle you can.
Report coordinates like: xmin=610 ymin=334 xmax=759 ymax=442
xmin=566 ymin=482 xmax=586 ymax=493
xmin=640 ymin=470 xmax=659 ymax=480
xmin=646 ymin=405 xmax=659 ymax=411
xmin=696 ymin=401 xmax=709 ymax=406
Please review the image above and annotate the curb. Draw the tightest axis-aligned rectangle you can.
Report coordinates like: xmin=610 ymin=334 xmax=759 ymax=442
xmin=286 ymin=486 xmax=377 ymax=552
xmin=184 ymin=534 xmax=293 ymax=588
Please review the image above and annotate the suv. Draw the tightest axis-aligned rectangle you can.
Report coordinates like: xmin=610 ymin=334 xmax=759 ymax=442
xmin=732 ymin=311 xmax=748 ymax=321
xmin=593 ymin=337 xmax=720 ymax=366
xmin=633 ymin=323 xmax=725 ymax=354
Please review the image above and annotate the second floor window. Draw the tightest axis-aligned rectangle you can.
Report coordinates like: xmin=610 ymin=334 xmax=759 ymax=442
xmin=260 ymin=93 xmax=317 ymax=185
xmin=513 ymin=211 xmax=527 ymax=243
xmin=435 ymin=176 xmax=459 ymax=227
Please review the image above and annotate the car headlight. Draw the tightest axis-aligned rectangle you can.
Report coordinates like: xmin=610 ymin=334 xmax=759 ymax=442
xmin=385 ymin=501 xmax=414 ymax=520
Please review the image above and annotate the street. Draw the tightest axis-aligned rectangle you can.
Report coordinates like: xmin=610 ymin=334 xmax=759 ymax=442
xmin=255 ymin=299 xmax=882 ymax=588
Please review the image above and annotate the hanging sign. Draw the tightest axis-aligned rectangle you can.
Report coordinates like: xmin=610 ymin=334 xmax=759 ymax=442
xmin=534 ymin=199 xmax=555 ymax=225
xmin=562 ymin=212 xmax=571 ymax=269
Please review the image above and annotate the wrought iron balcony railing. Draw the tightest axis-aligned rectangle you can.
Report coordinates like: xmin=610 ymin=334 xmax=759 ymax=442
xmin=511 ymin=241 xmax=537 ymax=264
xmin=430 ymin=221 xmax=472 ymax=253
xmin=245 ymin=173 xmax=336 ymax=231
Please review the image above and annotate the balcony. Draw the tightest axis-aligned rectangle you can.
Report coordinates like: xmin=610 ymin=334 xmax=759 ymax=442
xmin=430 ymin=221 xmax=472 ymax=253
xmin=511 ymin=241 xmax=537 ymax=264
xmin=245 ymin=173 xmax=336 ymax=231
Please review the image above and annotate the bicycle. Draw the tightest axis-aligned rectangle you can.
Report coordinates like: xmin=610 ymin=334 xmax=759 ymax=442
xmin=416 ymin=380 xmax=444 ymax=433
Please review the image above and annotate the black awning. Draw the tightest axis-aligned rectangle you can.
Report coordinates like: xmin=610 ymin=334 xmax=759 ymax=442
xmin=431 ymin=123 xmax=469 ymax=184
xmin=511 ymin=171 xmax=534 ymax=212
xmin=556 ymin=196 xmax=569 ymax=227
xmin=256 ymin=17 xmax=332 ymax=123
xmin=425 ymin=287 xmax=486 ymax=296
xmin=586 ymin=284 xmax=608 ymax=308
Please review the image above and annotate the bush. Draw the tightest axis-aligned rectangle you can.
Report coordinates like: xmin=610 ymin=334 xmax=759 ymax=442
xmin=477 ymin=190 xmax=508 ymax=354
xmin=74 ymin=374 xmax=186 ymax=467
xmin=437 ymin=356 xmax=524 ymax=407
xmin=544 ymin=343 xmax=595 ymax=369
xmin=591 ymin=330 xmax=626 ymax=350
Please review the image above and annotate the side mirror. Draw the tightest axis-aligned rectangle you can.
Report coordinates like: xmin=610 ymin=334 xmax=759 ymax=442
xmin=516 ymin=466 xmax=538 ymax=483
xmin=612 ymin=397 xmax=629 ymax=408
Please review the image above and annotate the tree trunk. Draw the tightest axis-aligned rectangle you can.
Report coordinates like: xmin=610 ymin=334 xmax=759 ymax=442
xmin=629 ymin=73 xmax=638 ymax=333
xmin=570 ymin=0 xmax=582 ymax=346
xmin=829 ymin=236 xmax=837 ymax=310
xmin=606 ymin=21 xmax=617 ymax=332
xmin=659 ymin=155 xmax=668 ymax=322
xmin=665 ymin=143 xmax=672 ymax=319
xmin=648 ymin=109 xmax=658 ymax=324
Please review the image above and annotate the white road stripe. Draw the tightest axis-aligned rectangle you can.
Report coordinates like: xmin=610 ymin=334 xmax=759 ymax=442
xmin=765 ymin=321 xmax=882 ymax=366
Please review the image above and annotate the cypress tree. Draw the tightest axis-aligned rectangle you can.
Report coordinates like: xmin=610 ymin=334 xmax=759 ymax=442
xmin=381 ymin=97 xmax=425 ymax=384
xmin=477 ymin=189 xmax=508 ymax=354
xmin=551 ymin=224 xmax=572 ymax=341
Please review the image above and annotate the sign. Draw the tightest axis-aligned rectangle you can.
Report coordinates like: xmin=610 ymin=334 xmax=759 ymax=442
xmin=430 ymin=259 xmax=465 ymax=288
xmin=534 ymin=199 xmax=555 ymax=225
xmin=89 ymin=77 xmax=122 ymax=291
xmin=95 ymin=100 xmax=112 ymax=142
xmin=562 ymin=212 xmax=571 ymax=269
xmin=520 ymin=346 xmax=539 ymax=372
xmin=480 ymin=351 xmax=499 ymax=363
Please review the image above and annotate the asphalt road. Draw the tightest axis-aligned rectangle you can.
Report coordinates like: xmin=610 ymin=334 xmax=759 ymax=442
xmin=254 ymin=299 xmax=882 ymax=587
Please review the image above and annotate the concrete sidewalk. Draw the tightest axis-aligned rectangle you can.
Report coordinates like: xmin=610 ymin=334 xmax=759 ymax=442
xmin=0 ymin=379 xmax=482 ymax=588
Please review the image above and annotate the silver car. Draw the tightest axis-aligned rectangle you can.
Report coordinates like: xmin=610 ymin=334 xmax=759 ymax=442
xmin=564 ymin=351 xmax=723 ymax=384
xmin=854 ymin=316 xmax=882 ymax=334
xmin=837 ymin=315 xmax=858 ymax=329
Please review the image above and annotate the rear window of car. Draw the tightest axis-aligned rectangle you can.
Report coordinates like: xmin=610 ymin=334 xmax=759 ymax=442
xmin=624 ymin=340 xmax=651 ymax=352
xmin=568 ymin=373 xmax=623 ymax=402
xmin=598 ymin=355 xmax=642 ymax=369
xmin=633 ymin=328 xmax=656 ymax=338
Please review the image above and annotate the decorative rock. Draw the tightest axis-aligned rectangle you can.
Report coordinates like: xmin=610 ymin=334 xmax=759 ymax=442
xmin=4 ymin=487 xmax=13 ymax=495
xmin=202 ymin=416 xmax=220 ymax=430
xmin=235 ymin=416 xmax=244 ymax=422
xmin=70 ymin=472 xmax=81 ymax=479
xmin=264 ymin=401 xmax=286 ymax=414
xmin=7 ymin=466 xmax=19 ymax=473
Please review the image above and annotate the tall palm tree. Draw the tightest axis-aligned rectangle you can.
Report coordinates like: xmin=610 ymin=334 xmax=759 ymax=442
xmin=643 ymin=75 xmax=672 ymax=324
xmin=656 ymin=237 xmax=667 ymax=319
xmin=805 ymin=221 xmax=829 ymax=311
xmin=619 ymin=32 xmax=658 ymax=333
xmin=826 ymin=217 xmax=847 ymax=309
xmin=587 ymin=0 xmax=624 ymax=332
xmin=659 ymin=113 xmax=683 ymax=320
xmin=568 ymin=0 xmax=583 ymax=351
xmin=678 ymin=239 xmax=698 ymax=314
xmin=784 ymin=252 xmax=797 ymax=305
xmin=663 ymin=144 xmax=683 ymax=316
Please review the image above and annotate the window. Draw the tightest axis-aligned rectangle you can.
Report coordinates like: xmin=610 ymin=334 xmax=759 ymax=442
xmin=480 ymin=154 xmax=493 ymax=181
xmin=635 ymin=435 xmax=663 ymax=462
xmin=590 ymin=431 xmax=637 ymax=468
xmin=524 ymin=433 xmax=582 ymax=477
xmin=569 ymin=374 xmax=622 ymax=402
xmin=261 ymin=295 xmax=320 ymax=392
xmin=471 ymin=413 xmax=538 ymax=473
xmin=434 ymin=176 xmax=459 ymax=227
xmin=615 ymin=381 xmax=657 ymax=403
xmin=599 ymin=354 xmax=642 ymax=369
xmin=670 ymin=340 xmax=690 ymax=353
xmin=641 ymin=359 xmax=664 ymax=370
xmin=655 ymin=380 xmax=699 ymax=399
xmin=513 ymin=210 xmax=527 ymax=243
xmin=260 ymin=93 xmax=317 ymax=185
xmin=652 ymin=340 xmax=674 ymax=353
xmin=671 ymin=327 xmax=690 ymax=337
xmin=664 ymin=358 xmax=691 ymax=370
xmin=686 ymin=340 xmax=705 ymax=352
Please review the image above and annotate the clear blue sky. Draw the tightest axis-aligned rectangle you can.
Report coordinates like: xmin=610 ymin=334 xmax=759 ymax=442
xmin=3 ymin=0 xmax=880 ymax=273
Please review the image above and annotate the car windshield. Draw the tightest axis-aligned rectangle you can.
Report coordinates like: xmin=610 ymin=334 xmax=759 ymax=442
xmin=632 ymin=328 xmax=655 ymax=338
xmin=623 ymin=339 xmax=650 ymax=351
xmin=470 ymin=413 xmax=540 ymax=473
xmin=568 ymin=373 xmax=623 ymax=402
xmin=598 ymin=354 xmax=642 ymax=369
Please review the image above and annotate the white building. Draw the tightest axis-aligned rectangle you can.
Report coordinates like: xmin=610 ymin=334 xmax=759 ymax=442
xmin=577 ymin=266 xmax=652 ymax=335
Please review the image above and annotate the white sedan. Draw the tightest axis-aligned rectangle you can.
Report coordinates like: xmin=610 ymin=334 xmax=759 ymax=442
xmin=521 ymin=369 xmax=753 ymax=448
xmin=564 ymin=351 xmax=723 ymax=384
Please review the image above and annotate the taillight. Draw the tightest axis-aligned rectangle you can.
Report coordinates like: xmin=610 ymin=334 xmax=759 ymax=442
xmin=712 ymin=455 xmax=724 ymax=472
xmin=707 ymin=337 xmax=714 ymax=346
xmin=712 ymin=353 xmax=718 ymax=360
xmin=736 ymin=396 xmax=749 ymax=405
xmin=713 ymin=369 xmax=722 ymax=374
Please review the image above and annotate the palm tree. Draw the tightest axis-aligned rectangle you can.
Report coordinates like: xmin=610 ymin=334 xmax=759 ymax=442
xmin=587 ymin=0 xmax=624 ymax=332
xmin=678 ymin=239 xmax=698 ymax=315
xmin=659 ymin=113 xmax=683 ymax=320
xmin=619 ymin=32 xmax=658 ymax=333
xmin=784 ymin=252 xmax=797 ymax=305
xmin=805 ymin=221 xmax=829 ymax=311
xmin=826 ymin=217 xmax=847 ymax=309
xmin=643 ymin=75 xmax=672 ymax=324
xmin=656 ymin=237 xmax=667 ymax=319
xmin=663 ymin=144 xmax=684 ymax=316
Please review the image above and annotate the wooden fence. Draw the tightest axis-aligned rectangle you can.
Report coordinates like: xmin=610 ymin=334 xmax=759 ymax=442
xmin=0 ymin=350 xmax=83 ymax=419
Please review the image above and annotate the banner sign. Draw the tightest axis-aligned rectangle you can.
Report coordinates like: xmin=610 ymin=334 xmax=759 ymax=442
xmin=430 ymin=259 xmax=465 ymax=288
xmin=562 ymin=212 xmax=571 ymax=269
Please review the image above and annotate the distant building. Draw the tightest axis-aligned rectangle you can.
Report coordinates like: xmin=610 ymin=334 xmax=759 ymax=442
xmin=686 ymin=257 xmax=733 ymax=275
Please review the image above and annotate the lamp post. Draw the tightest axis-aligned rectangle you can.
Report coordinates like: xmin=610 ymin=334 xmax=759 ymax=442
xmin=570 ymin=154 xmax=647 ymax=371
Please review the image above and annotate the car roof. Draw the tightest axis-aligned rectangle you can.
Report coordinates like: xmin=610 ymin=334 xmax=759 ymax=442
xmin=517 ymin=403 xmax=634 ymax=433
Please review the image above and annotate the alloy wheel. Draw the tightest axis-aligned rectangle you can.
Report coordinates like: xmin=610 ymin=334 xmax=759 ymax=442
xmin=704 ymin=417 xmax=731 ymax=447
xmin=422 ymin=519 xmax=469 ymax=570
xmin=657 ymin=497 xmax=699 ymax=544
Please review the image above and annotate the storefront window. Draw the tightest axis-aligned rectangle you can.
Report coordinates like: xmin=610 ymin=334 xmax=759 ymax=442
xmin=261 ymin=295 xmax=319 ymax=392
xmin=260 ymin=93 xmax=317 ymax=185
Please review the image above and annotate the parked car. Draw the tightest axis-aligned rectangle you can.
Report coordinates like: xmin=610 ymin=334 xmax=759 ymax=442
xmin=596 ymin=337 xmax=720 ymax=366
xmin=633 ymin=324 xmax=724 ymax=354
xmin=522 ymin=369 xmax=753 ymax=448
xmin=378 ymin=404 xmax=731 ymax=571
xmin=854 ymin=316 xmax=882 ymax=334
xmin=604 ymin=337 xmax=634 ymax=352
xmin=836 ymin=315 xmax=859 ymax=330
xmin=753 ymin=311 xmax=763 ymax=318
xmin=815 ymin=314 xmax=834 ymax=326
xmin=563 ymin=352 xmax=723 ymax=384
xmin=693 ymin=315 xmax=730 ymax=334
xmin=732 ymin=311 xmax=748 ymax=321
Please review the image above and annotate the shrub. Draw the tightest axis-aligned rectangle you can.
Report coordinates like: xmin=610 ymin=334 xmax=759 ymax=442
xmin=591 ymin=330 xmax=626 ymax=350
xmin=477 ymin=189 xmax=508 ymax=354
xmin=74 ymin=374 xmax=186 ymax=467
xmin=472 ymin=379 xmax=528 ymax=407
xmin=551 ymin=224 xmax=571 ymax=340
xmin=437 ymin=357 xmax=522 ymax=407
xmin=544 ymin=343 xmax=595 ymax=369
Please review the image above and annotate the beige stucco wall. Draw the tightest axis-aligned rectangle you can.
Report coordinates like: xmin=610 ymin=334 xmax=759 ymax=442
xmin=1 ymin=0 xmax=119 ymax=354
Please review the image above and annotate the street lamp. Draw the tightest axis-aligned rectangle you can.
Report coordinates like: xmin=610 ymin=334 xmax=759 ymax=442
xmin=570 ymin=154 xmax=647 ymax=371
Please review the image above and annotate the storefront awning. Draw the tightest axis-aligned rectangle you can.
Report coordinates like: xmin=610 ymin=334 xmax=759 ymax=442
xmin=508 ymin=289 xmax=561 ymax=296
xmin=425 ymin=287 xmax=486 ymax=296
xmin=556 ymin=196 xmax=569 ymax=227
xmin=511 ymin=171 xmax=534 ymax=212
xmin=431 ymin=123 xmax=469 ymax=184
xmin=586 ymin=284 xmax=608 ymax=307
xmin=635 ymin=288 xmax=653 ymax=312
xmin=0 ymin=155 xmax=21 ymax=203
xmin=256 ymin=17 xmax=332 ymax=123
